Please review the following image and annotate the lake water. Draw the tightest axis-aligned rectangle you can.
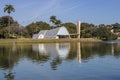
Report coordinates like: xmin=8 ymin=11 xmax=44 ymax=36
xmin=0 ymin=42 xmax=120 ymax=80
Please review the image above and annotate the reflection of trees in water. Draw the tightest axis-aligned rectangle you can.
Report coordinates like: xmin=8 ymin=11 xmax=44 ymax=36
xmin=81 ymin=43 xmax=110 ymax=60
xmin=67 ymin=43 xmax=77 ymax=60
xmin=0 ymin=44 xmax=50 ymax=79
xmin=4 ymin=71 xmax=15 ymax=80
xmin=112 ymin=44 xmax=120 ymax=58
xmin=0 ymin=45 xmax=19 ymax=70
xmin=57 ymin=42 xmax=120 ymax=63
xmin=0 ymin=44 xmax=18 ymax=80
xmin=81 ymin=42 xmax=120 ymax=60
xmin=0 ymin=44 xmax=50 ymax=69
xmin=0 ymin=42 xmax=120 ymax=71
xmin=50 ymin=57 xmax=62 ymax=70
xmin=32 ymin=43 xmax=71 ymax=70
xmin=27 ymin=52 xmax=50 ymax=63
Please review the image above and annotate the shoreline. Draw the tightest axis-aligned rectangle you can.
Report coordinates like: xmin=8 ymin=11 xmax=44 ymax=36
xmin=0 ymin=38 xmax=101 ymax=44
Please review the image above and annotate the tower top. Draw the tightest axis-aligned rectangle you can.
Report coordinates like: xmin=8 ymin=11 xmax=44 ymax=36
xmin=78 ymin=20 xmax=81 ymax=22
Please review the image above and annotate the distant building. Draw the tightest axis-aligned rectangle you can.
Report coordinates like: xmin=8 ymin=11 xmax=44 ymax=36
xmin=111 ymin=28 xmax=120 ymax=35
xmin=110 ymin=29 xmax=114 ymax=33
xmin=32 ymin=26 xmax=70 ymax=39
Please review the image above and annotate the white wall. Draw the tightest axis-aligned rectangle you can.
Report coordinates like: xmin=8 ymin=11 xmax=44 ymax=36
xmin=38 ymin=34 xmax=44 ymax=39
xmin=57 ymin=27 xmax=69 ymax=35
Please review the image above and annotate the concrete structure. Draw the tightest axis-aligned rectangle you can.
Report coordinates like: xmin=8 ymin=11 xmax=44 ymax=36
xmin=32 ymin=27 xmax=70 ymax=39
xmin=77 ymin=20 xmax=81 ymax=38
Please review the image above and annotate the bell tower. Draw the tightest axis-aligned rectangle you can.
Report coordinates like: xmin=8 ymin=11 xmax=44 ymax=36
xmin=77 ymin=20 xmax=81 ymax=38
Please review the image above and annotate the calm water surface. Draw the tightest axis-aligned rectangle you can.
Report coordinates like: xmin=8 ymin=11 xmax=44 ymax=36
xmin=0 ymin=42 xmax=120 ymax=80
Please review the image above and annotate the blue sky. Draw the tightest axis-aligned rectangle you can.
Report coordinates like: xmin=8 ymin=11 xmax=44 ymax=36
xmin=0 ymin=0 xmax=120 ymax=26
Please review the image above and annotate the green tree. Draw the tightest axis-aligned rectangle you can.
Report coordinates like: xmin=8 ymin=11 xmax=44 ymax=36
xmin=50 ymin=16 xmax=62 ymax=27
xmin=96 ymin=27 xmax=117 ymax=40
xmin=62 ymin=22 xmax=77 ymax=34
xmin=81 ymin=23 xmax=96 ymax=38
xmin=112 ymin=23 xmax=120 ymax=33
xmin=0 ymin=16 xmax=14 ymax=29
xmin=26 ymin=21 xmax=51 ymax=37
xmin=0 ymin=16 xmax=19 ymax=38
xmin=4 ymin=4 xmax=15 ymax=37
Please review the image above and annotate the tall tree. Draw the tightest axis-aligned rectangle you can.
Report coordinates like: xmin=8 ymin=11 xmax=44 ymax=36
xmin=0 ymin=16 xmax=19 ymax=38
xmin=0 ymin=16 xmax=14 ymax=28
xmin=50 ymin=16 xmax=62 ymax=27
xmin=4 ymin=4 xmax=15 ymax=37
xmin=50 ymin=16 xmax=56 ymax=24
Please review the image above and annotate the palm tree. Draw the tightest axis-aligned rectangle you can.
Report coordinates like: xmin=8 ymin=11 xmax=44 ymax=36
xmin=50 ymin=16 xmax=56 ymax=24
xmin=4 ymin=4 xmax=15 ymax=38
xmin=50 ymin=15 xmax=62 ymax=28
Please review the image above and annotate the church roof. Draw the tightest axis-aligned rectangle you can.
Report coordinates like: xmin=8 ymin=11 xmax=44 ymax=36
xmin=32 ymin=26 xmax=70 ymax=39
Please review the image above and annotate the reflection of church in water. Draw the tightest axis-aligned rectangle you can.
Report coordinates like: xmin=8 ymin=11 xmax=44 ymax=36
xmin=32 ymin=43 xmax=71 ymax=60
xmin=32 ymin=43 xmax=82 ymax=63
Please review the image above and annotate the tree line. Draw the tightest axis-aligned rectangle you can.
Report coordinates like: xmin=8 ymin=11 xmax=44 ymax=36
xmin=0 ymin=4 xmax=120 ymax=40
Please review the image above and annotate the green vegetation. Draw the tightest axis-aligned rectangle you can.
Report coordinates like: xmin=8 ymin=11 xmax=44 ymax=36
xmin=4 ymin=4 xmax=15 ymax=38
xmin=0 ymin=38 xmax=101 ymax=44
xmin=80 ymin=23 xmax=118 ymax=40
xmin=50 ymin=15 xmax=62 ymax=27
xmin=26 ymin=21 xmax=51 ymax=37
xmin=0 ymin=16 xmax=19 ymax=38
xmin=95 ymin=26 xmax=118 ymax=40
xmin=62 ymin=22 xmax=77 ymax=34
xmin=4 ymin=4 xmax=15 ymax=14
xmin=0 ymin=4 xmax=120 ymax=41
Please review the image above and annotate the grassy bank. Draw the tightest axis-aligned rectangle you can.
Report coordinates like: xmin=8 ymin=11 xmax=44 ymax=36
xmin=0 ymin=38 xmax=101 ymax=44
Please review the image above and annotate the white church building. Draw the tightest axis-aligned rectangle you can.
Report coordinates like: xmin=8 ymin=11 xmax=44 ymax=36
xmin=32 ymin=26 xmax=70 ymax=39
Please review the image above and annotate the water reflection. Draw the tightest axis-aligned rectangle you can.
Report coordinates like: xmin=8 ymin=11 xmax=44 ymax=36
xmin=32 ymin=43 xmax=70 ymax=60
xmin=77 ymin=42 xmax=81 ymax=64
xmin=4 ymin=71 xmax=15 ymax=80
xmin=0 ymin=42 xmax=120 ymax=70
xmin=32 ymin=43 xmax=71 ymax=70
xmin=0 ymin=42 xmax=120 ymax=79
xmin=104 ymin=39 xmax=120 ymax=44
